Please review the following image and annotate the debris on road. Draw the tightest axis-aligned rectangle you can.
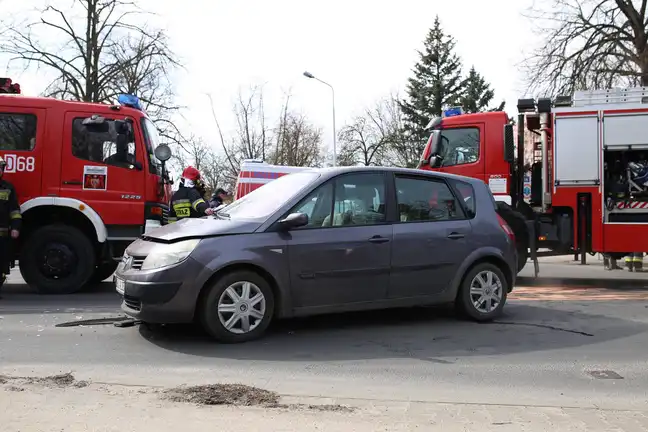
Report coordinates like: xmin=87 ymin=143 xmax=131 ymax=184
xmin=0 ymin=372 xmax=88 ymax=389
xmin=163 ymin=383 xmax=354 ymax=412
xmin=55 ymin=317 xmax=131 ymax=327
xmin=164 ymin=383 xmax=279 ymax=406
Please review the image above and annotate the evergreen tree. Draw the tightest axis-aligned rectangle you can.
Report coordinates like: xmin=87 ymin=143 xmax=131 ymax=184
xmin=460 ymin=66 xmax=495 ymax=113
xmin=399 ymin=16 xmax=465 ymax=152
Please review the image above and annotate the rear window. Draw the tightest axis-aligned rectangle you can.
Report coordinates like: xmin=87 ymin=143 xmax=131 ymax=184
xmin=448 ymin=178 xmax=476 ymax=218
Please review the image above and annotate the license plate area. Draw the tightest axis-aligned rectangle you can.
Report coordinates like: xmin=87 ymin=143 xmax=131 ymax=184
xmin=115 ymin=277 xmax=126 ymax=295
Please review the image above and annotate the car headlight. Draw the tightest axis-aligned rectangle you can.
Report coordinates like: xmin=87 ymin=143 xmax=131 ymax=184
xmin=140 ymin=239 xmax=201 ymax=271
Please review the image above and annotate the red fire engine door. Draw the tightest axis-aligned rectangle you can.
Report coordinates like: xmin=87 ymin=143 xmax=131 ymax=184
xmin=60 ymin=111 xmax=146 ymax=228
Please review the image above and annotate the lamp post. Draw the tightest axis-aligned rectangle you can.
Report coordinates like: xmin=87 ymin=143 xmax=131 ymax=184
xmin=303 ymin=71 xmax=337 ymax=166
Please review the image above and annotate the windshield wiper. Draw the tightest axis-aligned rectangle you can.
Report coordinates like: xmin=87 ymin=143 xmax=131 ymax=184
xmin=216 ymin=211 xmax=230 ymax=219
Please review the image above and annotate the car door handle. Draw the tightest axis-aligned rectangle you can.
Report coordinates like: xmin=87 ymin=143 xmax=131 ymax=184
xmin=447 ymin=232 xmax=465 ymax=240
xmin=368 ymin=235 xmax=390 ymax=244
xmin=63 ymin=180 xmax=82 ymax=185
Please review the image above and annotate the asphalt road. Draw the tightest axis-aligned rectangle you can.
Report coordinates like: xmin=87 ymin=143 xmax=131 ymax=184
xmin=2 ymin=264 xmax=648 ymax=419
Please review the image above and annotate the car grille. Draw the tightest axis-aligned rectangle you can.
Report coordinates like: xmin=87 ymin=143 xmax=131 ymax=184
xmin=122 ymin=253 xmax=146 ymax=271
xmin=123 ymin=295 xmax=141 ymax=311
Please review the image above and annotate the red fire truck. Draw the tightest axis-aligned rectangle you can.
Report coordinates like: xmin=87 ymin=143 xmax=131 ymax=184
xmin=0 ymin=78 xmax=173 ymax=294
xmin=418 ymin=87 xmax=648 ymax=273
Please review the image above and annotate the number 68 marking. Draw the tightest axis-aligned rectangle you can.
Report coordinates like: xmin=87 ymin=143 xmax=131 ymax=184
xmin=3 ymin=155 xmax=35 ymax=173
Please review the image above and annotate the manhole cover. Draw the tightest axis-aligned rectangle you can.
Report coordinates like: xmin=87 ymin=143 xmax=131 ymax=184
xmin=588 ymin=370 xmax=624 ymax=380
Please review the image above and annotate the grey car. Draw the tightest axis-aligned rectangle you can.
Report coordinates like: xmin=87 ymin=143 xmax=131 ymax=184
xmin=115 ymin=167 xmax=517 ymax=343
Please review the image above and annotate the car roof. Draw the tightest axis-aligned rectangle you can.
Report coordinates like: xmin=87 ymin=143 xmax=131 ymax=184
xmin=302 ymin=165 xmax=484 ymax=188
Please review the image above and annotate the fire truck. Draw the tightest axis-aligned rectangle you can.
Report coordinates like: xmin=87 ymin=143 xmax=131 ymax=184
xmin=418 ymin=87 xmax=648 ymax=273
xmin=0 ymin=78 xmax=173 ymax=294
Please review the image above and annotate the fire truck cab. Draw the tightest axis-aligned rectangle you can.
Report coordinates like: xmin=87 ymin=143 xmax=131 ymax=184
xmin=419 ymin=87 xmax=648 ymax=271
xmin=0 ymin=78 xmax=173 ymax=294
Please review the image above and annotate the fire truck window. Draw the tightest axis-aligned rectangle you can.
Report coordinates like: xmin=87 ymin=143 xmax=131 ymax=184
xmin=72 ymin=118 xmax=136 ymax=168
xmin=439 ymin=128 xmax=479 ymax=167
xmin=0 ymin=113 xmax=37 ymax=151
xmin=395 ymin=176 xmax=466 ymax=222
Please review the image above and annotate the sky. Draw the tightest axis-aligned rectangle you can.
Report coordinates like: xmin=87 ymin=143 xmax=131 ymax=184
xmin=5 ymin=0 xmax=539 ymax=161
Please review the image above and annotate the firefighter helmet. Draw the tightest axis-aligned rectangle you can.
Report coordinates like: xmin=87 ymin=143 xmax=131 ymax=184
xmin=181 ymin=166 xmax=201 ymax=182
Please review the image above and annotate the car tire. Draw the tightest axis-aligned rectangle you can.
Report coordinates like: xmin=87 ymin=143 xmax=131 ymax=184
xmin=455 ymin=262 xmax=508 ymax=322
xmin=199 ymin=270 xmax=275 ymax=343
xmin=20 ymin=224 xmax=96 ymax=295
xmin=90 ymin=261 xmax=119 ymax=284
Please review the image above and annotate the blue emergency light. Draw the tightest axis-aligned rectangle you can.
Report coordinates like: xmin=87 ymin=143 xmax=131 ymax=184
xmin=442 ymin=107 xmax=463 ymax=118
xmin=118 ymin=94 xmax=143 ymax=111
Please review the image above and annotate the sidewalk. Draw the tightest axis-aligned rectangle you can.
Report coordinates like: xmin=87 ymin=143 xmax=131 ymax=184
xmin=3 ymin=380 xmax=647 ymax=432
xmin=518 ymin=254 xmax=648 ymax=288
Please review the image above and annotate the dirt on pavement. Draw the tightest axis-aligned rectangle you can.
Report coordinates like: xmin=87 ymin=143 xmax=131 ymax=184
xmin=2 ymin=374 xmax=648 ymax=431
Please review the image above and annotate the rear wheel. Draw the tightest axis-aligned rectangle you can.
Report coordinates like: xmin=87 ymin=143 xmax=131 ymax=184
xmin=20 ymin=225 xmax=96 ymax=294
xmin=455 ymin=263 xmax=508 ymax=321
xmin=199 ymin=270 xmax=275 ymax=343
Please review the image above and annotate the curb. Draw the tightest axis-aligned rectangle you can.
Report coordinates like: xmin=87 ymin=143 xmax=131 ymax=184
xmin=517 ymin=276 xmax=648 ymax=290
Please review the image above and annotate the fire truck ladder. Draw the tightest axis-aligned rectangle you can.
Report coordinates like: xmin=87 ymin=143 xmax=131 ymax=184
xmin=569 ymin=87 xmax=648 ymax=107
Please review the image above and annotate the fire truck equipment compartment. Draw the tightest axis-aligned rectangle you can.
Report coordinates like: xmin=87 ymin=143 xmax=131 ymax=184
xmin=554 ymin=115 xmax=600 ymax=186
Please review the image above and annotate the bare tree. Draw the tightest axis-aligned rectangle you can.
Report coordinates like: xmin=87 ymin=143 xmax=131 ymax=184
xmin=270 ymin=112 xmax=324 ymax=166
xmin=0 ymin=0 xmax=181 ymax=133
xmin=231 ymin=85 xmax=272 ymax=161
xmin=338 ymin=96 xmax=403 ymax=166
xmin=523 ymin=0 xmax=648 ymax=96
xmin=340 ymin=94 xmax=413 ymax=167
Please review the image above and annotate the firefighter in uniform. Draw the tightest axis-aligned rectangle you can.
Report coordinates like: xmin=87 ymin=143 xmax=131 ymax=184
xmin=0 ymin=156 xmax=21 ymax=293
xmin=167 ymin=167 xmax=213 ymax=223
xmin=625 ymin=252 xmax=644 ymax=272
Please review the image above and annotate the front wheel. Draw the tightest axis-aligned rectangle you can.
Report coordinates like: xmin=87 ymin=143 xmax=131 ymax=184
xmin=90 ymin=261 xmax=119 ymax=284
xmin=455 ymin=263 xmax=508 ymax=321
xmin=20 ymin=225 xmax=96 ymax=294
xmin=199 ymin=270 xmax=275 ymax=343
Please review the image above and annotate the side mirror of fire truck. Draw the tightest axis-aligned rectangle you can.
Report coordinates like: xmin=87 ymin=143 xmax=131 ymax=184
xmin=154 ymin=144 xmax=172 ymax=162
xmin=503 ymin=123 xmax=515 ymax=163
xmin=154 ymin=144 xmax=173 ymax=186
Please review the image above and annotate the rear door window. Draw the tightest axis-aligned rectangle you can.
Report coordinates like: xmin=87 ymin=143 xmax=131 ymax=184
xmin=395 ymin=175 xmax=466 ymax=222
xmin=447 ymin=178 xmax=477 ymax=218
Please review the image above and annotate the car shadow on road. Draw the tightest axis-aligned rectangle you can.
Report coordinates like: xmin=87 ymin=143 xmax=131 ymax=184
xmin=137 ymin=302 xmax=647 ymax=362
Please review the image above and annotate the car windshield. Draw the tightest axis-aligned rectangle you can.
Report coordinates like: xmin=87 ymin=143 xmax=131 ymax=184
xmin=221 ymin=171 xmax=320 ymax=219
xmin=140 ymin=117 xmax=162 ymax=174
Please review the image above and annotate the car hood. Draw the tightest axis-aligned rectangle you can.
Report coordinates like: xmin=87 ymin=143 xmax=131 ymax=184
xmin=142 ymin=217 xmax=262 ymax=243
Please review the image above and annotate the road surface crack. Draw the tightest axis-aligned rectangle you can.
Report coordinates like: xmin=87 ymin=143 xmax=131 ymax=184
xmin=492 ymin=321 xmax=594 ymax=336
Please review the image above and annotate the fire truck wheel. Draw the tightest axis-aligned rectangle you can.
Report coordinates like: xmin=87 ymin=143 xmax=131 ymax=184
xmin=20 ymin=225 xmax=96 ymax=295
xmin=90 ymin=261 xmax=119 ymax=284
xmin=495 ymin=202 xmax=529 ymax=273
xmin=455 ymin=262 xmax=508 ymax=322
xmin=198 ymin=270 xmax=275 ymax=343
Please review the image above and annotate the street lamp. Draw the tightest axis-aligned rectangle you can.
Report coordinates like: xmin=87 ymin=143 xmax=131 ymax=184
xmin=303 ymin=71 xmax=337 ymax=166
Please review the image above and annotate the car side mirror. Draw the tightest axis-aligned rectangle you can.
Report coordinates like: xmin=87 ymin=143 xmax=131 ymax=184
xmin=503 ymin=124 xmax=515 ymax=163
xmin=278 ymin=212 xmax=309 ymax=230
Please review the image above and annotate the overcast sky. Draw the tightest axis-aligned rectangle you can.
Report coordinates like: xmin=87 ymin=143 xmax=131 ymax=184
xmin=6 ymin=0 xmax=538 ymax=159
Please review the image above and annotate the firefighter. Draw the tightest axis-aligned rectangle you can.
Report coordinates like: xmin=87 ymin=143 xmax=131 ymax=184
xmin=0 ymin=156 xmax=20 ymax=294
xmin=625 ymin=252 xmax=644 ymax=272
xmin=603 ymin=254 xmax=622 ymax=270
xmin=209 ymin=188 xmax=231 ymax=208
xmin=167 ymin=167 xmax=214 ymax=223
